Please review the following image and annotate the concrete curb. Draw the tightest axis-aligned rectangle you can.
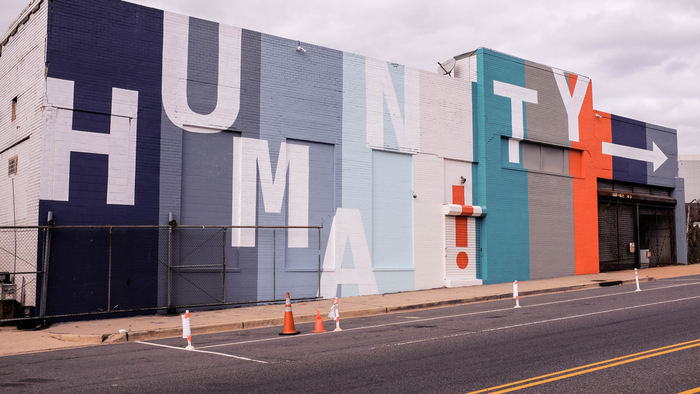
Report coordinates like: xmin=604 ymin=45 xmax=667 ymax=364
xmin=48 ymin=277 xmax=653 ymax=344
xmin=49 ymin=333 xmax=105 ymax=343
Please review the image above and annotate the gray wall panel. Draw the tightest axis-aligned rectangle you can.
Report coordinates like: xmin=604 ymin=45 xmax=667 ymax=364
xmin=673 ymin=178 xmax=687 ymax=264
xmin=524 ymin=60 xmax=571 ymax=147
xmin=257 ymin=33 xmax=343 ymax=300
xmin=158 ymin=22 xmax=262 ymax=304
xmin=528 ymin=172 xmax=575 ymax=279
xmin=646 ymin=123 xmax=678 ymax=188
xmin=186 ymin=17 xmax=219 ymax=115
xmin=180 ymin=131 xmax=232 ymax=225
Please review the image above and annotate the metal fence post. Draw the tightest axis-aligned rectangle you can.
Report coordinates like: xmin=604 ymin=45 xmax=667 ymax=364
xmin=318 ymin=227 xmax=321 ymax=298
xmin=273 ymin=228 xmax=276 ymax=301
xmin=108 ymin=227 xmax=112 ymax=311
xmin=167 ymin=223 xmax=173 ymax=310
xmin=222 ymin=227 xmax=226 ymax=303
xmin=39 ymin=226 xmax=52 ymax=318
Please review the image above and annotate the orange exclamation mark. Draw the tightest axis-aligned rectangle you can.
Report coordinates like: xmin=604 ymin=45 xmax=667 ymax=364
xmin=452 ymin=185 xmax=468 ymax=269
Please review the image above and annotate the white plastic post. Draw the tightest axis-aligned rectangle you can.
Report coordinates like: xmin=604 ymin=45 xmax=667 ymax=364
xmin=635 ymin=268 xmax=641 ymax=292
xmin=182 ymin=310 xmax=195 ymax=350
xmin=513 ymin=280 xmax=521 ymax=308
xmin=330 ymin=298 xmax=341 ymax=331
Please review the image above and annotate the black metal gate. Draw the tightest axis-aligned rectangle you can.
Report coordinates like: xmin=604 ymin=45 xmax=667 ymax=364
xmin=638 ymin=207 xmax=676 ymax=267
xmin=598 ymin=202 xmax=637 ymax=271
xmin=598 ymin=201 xmax=676 ymax=272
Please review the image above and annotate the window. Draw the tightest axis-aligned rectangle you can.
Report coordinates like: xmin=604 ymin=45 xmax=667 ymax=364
xmin=8 ymin=155 xmax=17 ymax=176
xmin=521 ymin=141 xmax=570 ymax=175
xmin=11 ymin=97 xmax=17 ymax=122
xmin=542 ymin=145 xmax=564 ymax=173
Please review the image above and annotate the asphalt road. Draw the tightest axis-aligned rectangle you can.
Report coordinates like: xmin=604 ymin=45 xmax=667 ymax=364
xmin=2 ymin=276 xmax=700 ymax=393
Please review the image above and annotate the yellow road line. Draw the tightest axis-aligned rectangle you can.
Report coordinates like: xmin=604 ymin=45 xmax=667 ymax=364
xmin=678 ymin=387 xmax=700 ymax=394
xmin=466 ymin=338 xmax=700 ymax=394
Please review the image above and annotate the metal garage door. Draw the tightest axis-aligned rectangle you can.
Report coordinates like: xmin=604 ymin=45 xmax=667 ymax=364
xmin=598 ymin=202 xmax=636 ymax=271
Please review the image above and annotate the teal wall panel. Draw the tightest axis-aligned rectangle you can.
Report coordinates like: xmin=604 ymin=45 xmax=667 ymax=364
xmin=477 ymin=49 xmax=530 ymax=284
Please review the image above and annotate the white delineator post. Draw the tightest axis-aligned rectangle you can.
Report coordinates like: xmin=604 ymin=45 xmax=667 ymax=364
xmin=635 ymin=268 xmax=641 ymax=292
xmin=182 ymin=310 xmax=195 ymax=350
xmin=328 ymin=297 xmax=341 ymax=331
xmin=513 ymin=280 xmax=521 ymax=308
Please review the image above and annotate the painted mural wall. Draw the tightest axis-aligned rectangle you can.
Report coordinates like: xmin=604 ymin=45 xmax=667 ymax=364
xmin=464 ymin=48 xmax=682 ymax=285
xmin=30 ymin=0 xmax=476 ymax=312
xmin=0 ymin=0 xmax=685 ymax=315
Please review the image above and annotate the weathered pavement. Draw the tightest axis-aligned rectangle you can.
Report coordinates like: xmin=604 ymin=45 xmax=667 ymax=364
xmin=2 ymin=264 xmax=699 ymax=357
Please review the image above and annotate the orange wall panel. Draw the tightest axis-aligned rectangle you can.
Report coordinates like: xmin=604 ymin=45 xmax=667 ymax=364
xmin=571 ymin=76 xmax=609 ymax=275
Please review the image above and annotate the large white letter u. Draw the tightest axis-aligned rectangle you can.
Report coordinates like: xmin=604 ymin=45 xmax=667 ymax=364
xmin=162 ymin=12 xmax=242 ymax=133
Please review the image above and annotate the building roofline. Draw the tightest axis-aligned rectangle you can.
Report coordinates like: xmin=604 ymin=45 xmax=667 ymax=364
xmin=452 ymin=46 xmax=590 ymax=80
xmin=0 ymin=0 xmax=44 ymax=52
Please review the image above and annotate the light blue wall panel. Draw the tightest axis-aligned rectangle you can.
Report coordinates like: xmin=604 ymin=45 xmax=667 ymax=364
xmin=342 ymin=53 xmax=374 ymax=249
xmin=371 ymin=150 xmax=414 ymax=269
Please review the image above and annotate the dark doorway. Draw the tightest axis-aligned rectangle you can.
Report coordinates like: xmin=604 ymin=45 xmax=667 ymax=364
xmin=598 ymin=202 xmax=636 ymax=272
xmin=638 ymin=207 xmax=675 ymax=267
xmin=598 ymin=201 xmax=676 ymax=272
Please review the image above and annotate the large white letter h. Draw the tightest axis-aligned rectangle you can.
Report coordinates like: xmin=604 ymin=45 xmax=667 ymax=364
xmin=42 ymin=77 xmax=138 ymax=205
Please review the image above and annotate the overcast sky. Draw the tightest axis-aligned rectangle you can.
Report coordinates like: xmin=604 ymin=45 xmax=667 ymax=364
xmin=2 ymin=0 xmax=699 ymax=154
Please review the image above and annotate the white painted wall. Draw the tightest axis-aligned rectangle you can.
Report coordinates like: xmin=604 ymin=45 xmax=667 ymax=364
xmin=0 ymin=1 xmax=46 ymax=227
xmin=413 ymin=69 xmax=474 ymax=290
xmin=679 ymin=155 xmax=700 ymax=203
xmin=0 ymin=1 xmax=48 ymax=305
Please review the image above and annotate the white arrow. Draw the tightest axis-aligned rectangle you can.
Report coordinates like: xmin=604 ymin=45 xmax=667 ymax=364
xmin=601 ymin=141 xmax=668 ymax=172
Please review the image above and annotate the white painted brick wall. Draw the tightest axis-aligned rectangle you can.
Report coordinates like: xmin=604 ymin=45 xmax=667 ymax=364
xmin=0 ymin=1 xmax=47 ymax=228
xmin=679 ymin=155 xmax=700 ymax=203
xmin=419 ymin=69 xmax=473 ymax=162
xmin=412 ymin=152 xmax=445 ymax=290
xmin=0 ymin=1 xmax=47 ymax=304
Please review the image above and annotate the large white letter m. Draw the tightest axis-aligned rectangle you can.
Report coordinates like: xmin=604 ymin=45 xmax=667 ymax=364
xmin=231 ymin=137 xmax=309 ymax=248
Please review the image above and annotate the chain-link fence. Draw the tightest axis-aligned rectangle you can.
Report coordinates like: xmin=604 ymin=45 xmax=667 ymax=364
xmin=0 ymin=225 xmax=322 ymax=324
xmin=688 ymin=200 xmax=700 ymax=264
xmin=0 ymin=227 xmax=39 ymax=324
xmin=688 ymin=224 xmax=700 ymax=264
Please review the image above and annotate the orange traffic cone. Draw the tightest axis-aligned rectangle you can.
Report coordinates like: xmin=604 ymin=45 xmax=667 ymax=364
xmin=279 ymin=293 xmax=300 ymax=335
xmin=311 ymin=310 xmax=326 ymax=333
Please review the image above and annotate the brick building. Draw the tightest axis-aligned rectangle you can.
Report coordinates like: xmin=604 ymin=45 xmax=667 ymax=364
xmin=0 ymin=0 xmax=686 ymax=318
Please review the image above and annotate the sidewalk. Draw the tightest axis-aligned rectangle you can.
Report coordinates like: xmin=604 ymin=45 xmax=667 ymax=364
xmin=3 ymin=264 xmax=700 ymax=357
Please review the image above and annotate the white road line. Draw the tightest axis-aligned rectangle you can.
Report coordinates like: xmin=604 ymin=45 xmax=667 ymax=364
xmin=198 ymin=330 xmax=334 ymax=349
xmin=393 ymin=294 xmax=700 ymax=347
xmin=521 ymin=281 xmax=700 ymax=309
xmin=194 ymin=280 xmax=700 ymax=350
xmin=136 ymin=341 xmax=267 ymax=363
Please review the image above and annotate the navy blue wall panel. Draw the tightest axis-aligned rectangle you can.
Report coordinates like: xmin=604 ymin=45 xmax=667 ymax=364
xmin=611 ymin=114 xmax=648 ymax=185
xmin=39 ymin=0 xmax=164 ymax=314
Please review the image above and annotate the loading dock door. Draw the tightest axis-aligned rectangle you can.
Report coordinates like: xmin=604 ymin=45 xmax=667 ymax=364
xmin=597 ymin=181 xmax=677 ymax=272
xmin=598 ymin=202 xmax=677 ymax=272
xmin=598 ymin=202 xmax=637 ymax=272
xmin=639 ymin=207 xmax=676 ymax=267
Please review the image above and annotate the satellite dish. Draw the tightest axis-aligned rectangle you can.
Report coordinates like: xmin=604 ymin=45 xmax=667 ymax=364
xmin=437 ymin=58 xmax=456 ymax=76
